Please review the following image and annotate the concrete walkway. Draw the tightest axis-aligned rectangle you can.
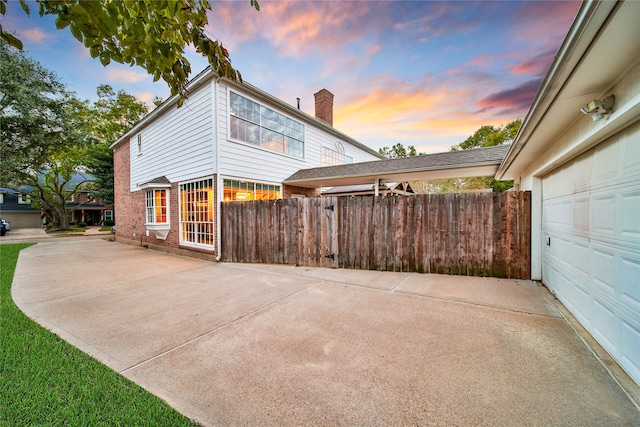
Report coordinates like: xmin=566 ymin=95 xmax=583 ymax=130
xmin=11 ymin=239 xmax=640 ymax=426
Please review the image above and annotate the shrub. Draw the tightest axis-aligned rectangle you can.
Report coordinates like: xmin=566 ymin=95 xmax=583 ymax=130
xmin=104 ymin=220 xmax=115 ymax=226
xmin=78 ymin=222 xmax=87 ymax=227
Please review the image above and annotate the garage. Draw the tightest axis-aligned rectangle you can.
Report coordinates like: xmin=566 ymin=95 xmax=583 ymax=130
xmin=1 ymin=211 xmax=42 ymax=229
xmin=541 ymin=122 xmax=640 ymax=385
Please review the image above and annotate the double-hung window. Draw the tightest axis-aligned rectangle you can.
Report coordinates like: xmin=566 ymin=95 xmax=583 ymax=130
xmin=146 ymin=189 xmax=168 ymax=225
xmin=229 ymin=92 xmax=305 ymax=159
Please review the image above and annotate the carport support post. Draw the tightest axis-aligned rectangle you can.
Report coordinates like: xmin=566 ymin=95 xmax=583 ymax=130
xmin=374 ymin=177 xmax=379 ymax=196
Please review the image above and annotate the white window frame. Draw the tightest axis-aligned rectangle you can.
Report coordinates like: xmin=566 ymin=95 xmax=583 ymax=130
xmin=137 ymin=134 xmax=143 ymax=156
xmin=222 ymin=178 xmax=281 ymax=202
xmin=227 ymin=90 xmax=305 ymax=160
xmin=104 ymin=210 xmax=114 ymax=222
xmin=145 ymin=189 xmax=170 ymax=226
xmin=139 ymin=182 xmax=171 ymax=240
xmin=18 ymin=193 xmax=30 ymax=204
xmin=179 ymin=177 xmax=215 ymax=250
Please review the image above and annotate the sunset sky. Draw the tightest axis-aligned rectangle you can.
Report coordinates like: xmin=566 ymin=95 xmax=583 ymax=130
xmin=3 ymin=0 xmax=582 ymax=153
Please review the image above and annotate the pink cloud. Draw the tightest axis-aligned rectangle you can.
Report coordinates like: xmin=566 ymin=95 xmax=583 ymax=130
xmin=106 ymin=68 xmax=148 ymax=84
xmin=19 ymin=27 xmax=47 ymax=43
xmin=476 ymin=79 xmax=541 ymax=116
xmin=511 ymin=49 xmax=556 ymax=76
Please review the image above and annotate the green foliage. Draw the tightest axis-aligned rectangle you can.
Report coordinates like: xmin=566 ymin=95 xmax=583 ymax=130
xmin=0 ymin=41 xmax=70 ymax=186
xmin=452 ymin=119 xmax=521 ymax=151
xmin=0 ymin=244 xmax=198 ymax=426
xmin=379 ymin=143 xmax=423 ymax=159
xmin=1 ymin=0 xmax=260 ymax=104
xmin=84 ymin=85 xmax=149 ymax=205
xmin=27 ymin=146 xmax=94 ymax=229
xmin=103 ymin=220 xmax=115 ymax=227
xmin=424 ymin=120 xmax=521 ymax=193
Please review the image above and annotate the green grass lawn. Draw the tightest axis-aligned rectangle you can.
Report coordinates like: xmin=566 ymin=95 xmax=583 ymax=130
xmin=0 ymin=244 xmax=199 ymax=426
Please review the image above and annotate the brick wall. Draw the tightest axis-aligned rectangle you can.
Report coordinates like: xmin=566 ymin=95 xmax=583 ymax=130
xmin=113 ymin=146 xmax=218 ymax=260
xmin=314 ymin=89 xmax=334 ymax=126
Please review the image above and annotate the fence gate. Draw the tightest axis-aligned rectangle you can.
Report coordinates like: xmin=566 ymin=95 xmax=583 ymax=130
xmin=297 ymin=197 xmax=338 ymax=268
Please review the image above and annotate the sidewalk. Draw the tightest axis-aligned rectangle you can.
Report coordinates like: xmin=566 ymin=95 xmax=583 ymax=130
xmin=0 ymin=226 xmax=112 ymax=243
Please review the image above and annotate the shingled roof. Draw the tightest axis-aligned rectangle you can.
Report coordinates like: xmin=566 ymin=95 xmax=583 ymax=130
xmin=284 ymin=144 xmax=511 ymax=188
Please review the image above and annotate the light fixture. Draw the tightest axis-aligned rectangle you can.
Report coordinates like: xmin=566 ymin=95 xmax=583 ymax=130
xmin=580 ymin=95 xmax=615 ymax=121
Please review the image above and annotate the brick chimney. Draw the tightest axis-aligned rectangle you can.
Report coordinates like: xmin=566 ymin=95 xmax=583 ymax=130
xmin=314 ymin=89 xmax=334 ymax=126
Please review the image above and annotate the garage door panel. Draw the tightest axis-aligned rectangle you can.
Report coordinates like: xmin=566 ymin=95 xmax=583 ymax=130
xmin=621 ymin=322 xmax=640 ymax=383
xmin=591 ymin=245 xmax=616 ymax=292
xmin=621 ymin=190 xmax=640 ymax=237
xmin=621 ymin=255 xmax=640 ymax=307
xmin=542 ymin=124 xmax=640 ymax=386
xmin=573 ymin=198 xmax=590 ymax=230
xmin=573 ymin=238 xmax=591 ymax=277
xmin=593 ymin=138 xmax=618 ymax=179
xmin=592 ymin=194 xmax=615 ymax=234
xmin=591 ymin=298 xmax=617 ymax=351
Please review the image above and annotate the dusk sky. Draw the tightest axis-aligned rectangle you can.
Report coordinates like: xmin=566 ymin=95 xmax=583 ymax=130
xmin=3 ymin=0 xmax=582 ymax=153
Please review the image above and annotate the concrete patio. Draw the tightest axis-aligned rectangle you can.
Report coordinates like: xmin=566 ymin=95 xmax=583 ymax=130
xmin=11 ymin=239 xmax=640 ymax=426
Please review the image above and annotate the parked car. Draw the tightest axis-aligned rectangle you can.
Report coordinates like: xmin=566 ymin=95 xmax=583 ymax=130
xmin=1 ymin=219 xmax=10 ymax=231
xmin=0 ymin=221 xmax=5 ymax=236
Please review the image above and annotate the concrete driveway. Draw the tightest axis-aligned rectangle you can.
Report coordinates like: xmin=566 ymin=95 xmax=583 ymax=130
xmin=11 ymin=239 xmax=640 ymax=426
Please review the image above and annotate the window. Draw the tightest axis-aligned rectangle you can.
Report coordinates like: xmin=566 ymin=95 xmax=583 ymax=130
xmin=0 ymin=193 xmax=3 ymax=204
xmin=223 ymin=179 xmax=280 ymax=202
xmin=146 ymin=189 xmax=168 ymax=224
xmin=104 ymin=210 xmax=114 ymax=222
xmin=18 ymin=193 xmax=30 ymax=204
xmin=180 ymin=178 xmax=214 ymax=248
xmin=229 ymin=92 xmax=305 ymax=158
xmin=323 ymin=141 xmax=353 ymax=166
xmin=137 ymin=134 xmax=143 ymax=155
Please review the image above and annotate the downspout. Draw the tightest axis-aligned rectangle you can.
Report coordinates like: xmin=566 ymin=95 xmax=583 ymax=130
xmin=214 ymin=76 xmax=223 ymax=261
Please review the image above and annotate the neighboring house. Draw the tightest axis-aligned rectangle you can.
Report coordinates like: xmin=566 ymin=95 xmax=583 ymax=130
xmin=0 ymin=188 xmax=42 ymax=228
xmin=59 ymin=172 xmax=114 ymax=225
xmin=496 ymin=0 xmax=640 ymax=385
xmin=111 ymin=76 xmax=384 ymax=256
xmin=0 ymin=173 xmax=114 ymax=229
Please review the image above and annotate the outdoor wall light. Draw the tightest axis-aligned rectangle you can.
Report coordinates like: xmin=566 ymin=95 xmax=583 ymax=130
xmin=580 ymin=95 xmax=615 ymax=121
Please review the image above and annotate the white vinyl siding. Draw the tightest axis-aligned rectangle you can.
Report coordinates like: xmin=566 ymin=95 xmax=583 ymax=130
xmin=130 ymin=83 xmax=214 ymax=191
xmin=217 ymin=85 xmax=380 ymax=185
xmin=541 ymin=122 xmax=640 ymax=386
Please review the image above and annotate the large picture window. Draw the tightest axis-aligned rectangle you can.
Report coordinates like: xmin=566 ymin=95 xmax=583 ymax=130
xmin=179 ymin=178 xmax=214 ymax=248
xmin=223 ymin=179 xmax=280 ymax=202
xmin=229 ymin=92 xmax=304 ymax=159
xmin=145 ymin=189 xmax=168 ymax=224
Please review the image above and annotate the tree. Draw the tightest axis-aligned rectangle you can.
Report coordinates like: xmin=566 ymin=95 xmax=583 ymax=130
xmin=28 ymin=146 xmax=94 ymax=229
xmin=426 ymin=120 xmax=521 ymax=193
xmin=84 ymin=85 xmax=149 ymax=205
xmin=1 ymin=0 xmax=260 ymax=105
xmin=0 ymin=41 xmax=70 ymax=185
xmin=379 ymin=143 xmax=422 ymax=159
xmin=1 ymin=41 xmax=95 ymax=228
xmin=453 ymin=119 xmax=521 ymax=151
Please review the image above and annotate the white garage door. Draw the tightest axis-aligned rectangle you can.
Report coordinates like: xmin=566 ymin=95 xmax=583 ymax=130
xmin=542 ymin=122 xmax=640 ymax=385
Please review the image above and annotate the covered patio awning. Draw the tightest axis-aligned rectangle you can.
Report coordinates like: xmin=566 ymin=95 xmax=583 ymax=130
xmin=284 ymin=144 xmax=511 ymax=188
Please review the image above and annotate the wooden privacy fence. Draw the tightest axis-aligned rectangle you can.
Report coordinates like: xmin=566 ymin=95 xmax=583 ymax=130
xmin=221 ymin=192 xmax=531 ymax=279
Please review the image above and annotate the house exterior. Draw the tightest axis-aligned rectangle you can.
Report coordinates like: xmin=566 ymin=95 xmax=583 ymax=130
xmin=0 ymin=185 xmax=113 ymax=229
xmin=111 ymin=73 xmax=383 ymax=258
xmin=496 ymin=0 xmax=640 ymax=385
xmin=0 ymin=188 xmax=42 ymax=228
